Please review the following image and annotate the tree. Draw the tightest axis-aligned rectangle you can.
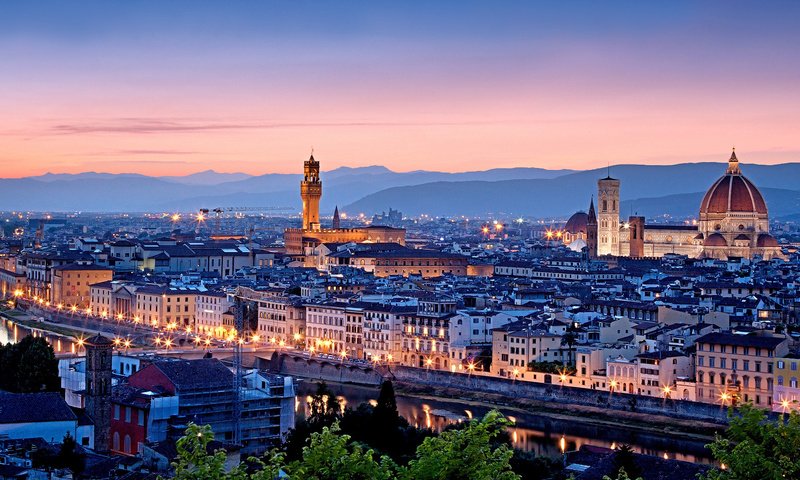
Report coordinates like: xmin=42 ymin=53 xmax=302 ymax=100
xmin=560 ymin=327 xmax=579 ymax=366
xmin=373 ymin=380 xmax=400 ymax=431
xmin=0 ymin=335 xmax=60 ymax=393
xmin=58 ymin=432 xmax=85 ymax=475
xmin=701 ymin=405 xmax=800 ymax=480
xmin=403 ymin=410 xmax=520 ymax=480
xmin=307 ymin=381 xmax=341 ymax=426
xmin=283 ymin=381 xmax=342 ymax=460
xmin=31 ymin=432 xmax=85 ymax=475
xmin=611 ymin=444 xmax=641 ymax=480
xmin=286 ymin=422 xmax=395 ymax=480
xmin=167 ymin=423 xmax=247 ymax=480
xmin=602 ymin=469 xmax=644 ymax=480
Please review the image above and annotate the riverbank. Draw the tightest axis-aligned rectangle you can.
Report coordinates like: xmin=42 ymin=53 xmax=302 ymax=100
xmin=0 ymin=310 xmax=86 ymax=339
xmin=392 ymin=381 xmax=723 ymax=442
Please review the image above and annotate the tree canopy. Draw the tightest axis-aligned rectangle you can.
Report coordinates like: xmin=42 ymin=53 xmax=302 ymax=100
xmin=166 ymin=409 xmax=522 ymax=480
xmin=702 ymin=405 xmax=800 ymax=480
xmin=0 ymin=335 xmax=60 ymax=393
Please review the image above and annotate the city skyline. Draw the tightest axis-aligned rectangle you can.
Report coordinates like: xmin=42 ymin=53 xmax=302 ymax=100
xmin=2 ymin=1 xmax=800 ymax=177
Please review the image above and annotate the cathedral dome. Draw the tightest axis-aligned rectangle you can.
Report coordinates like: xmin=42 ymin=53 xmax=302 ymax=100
xmin=564 ymin=211 xmax=588 ymax=234
xmin=756 ymin=233 xmax=779 ymax=248
xmin=704 ymin=233 xmax=728 ymax=247
xmin=700 ymin=150 xmax=768 ymax=216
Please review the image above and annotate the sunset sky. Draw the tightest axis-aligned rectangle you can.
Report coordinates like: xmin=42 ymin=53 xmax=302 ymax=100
xmin=1 ymin=1 xmax=799 ymax=177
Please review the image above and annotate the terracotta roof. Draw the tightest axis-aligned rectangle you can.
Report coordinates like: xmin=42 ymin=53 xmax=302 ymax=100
xmin=700 ymin=153 xmax=767 ymax=215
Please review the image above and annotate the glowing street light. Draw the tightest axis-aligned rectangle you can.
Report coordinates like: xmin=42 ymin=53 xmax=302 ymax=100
xmin=662 ymin=385 xmax=672 ymax=398
xmin=171 ymin=213 xmax=181 ymax=222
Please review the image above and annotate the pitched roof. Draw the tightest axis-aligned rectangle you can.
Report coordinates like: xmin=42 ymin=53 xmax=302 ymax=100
xmin=0 ymin=392 xmax=77 ymax=424
xmin=152 ymin=359 xmax=232 ymax=391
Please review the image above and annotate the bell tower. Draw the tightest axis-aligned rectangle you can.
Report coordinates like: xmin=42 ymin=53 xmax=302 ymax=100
xmin=586 ymin=197 xmax=598 ymax=259
xmin=84 ymin=334 xmax=113 ymax=452
xmin=597 ymin=175 xmax=620 ymax=256
xmin=301 ymin=154 xmax=322 ymax=231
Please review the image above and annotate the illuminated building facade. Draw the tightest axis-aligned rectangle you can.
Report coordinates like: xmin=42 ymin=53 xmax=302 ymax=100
xmin=284 ymin=154 xmax=406 ymax=255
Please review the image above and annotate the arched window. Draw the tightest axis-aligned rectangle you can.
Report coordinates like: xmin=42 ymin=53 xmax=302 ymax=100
xmin=113 ymin=432 xmax=120 ymax=452
xmin=124 ymin=435 xmax=131 ymax=454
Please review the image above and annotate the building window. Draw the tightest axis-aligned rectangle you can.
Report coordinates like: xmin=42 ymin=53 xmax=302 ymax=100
xmin=114 ymin=405 xmax=120 ymax=420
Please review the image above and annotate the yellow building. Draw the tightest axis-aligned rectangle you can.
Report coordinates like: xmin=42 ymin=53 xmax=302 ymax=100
xmin=51 ymin=263 xmax=113 ymax=308
xmin=695 ymin=332 xmax=788 ymax=409
xmin=773 ymin=354 xmax=800 ymax=413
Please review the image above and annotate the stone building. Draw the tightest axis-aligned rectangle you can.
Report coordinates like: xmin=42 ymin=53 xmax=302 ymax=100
xmin=561 ymin=150 xmax=783 ymax=260
xmin=284 ymin=154 xmax=406 ymax=256
xmin=85 ymin=334 xmax=113 ymax=453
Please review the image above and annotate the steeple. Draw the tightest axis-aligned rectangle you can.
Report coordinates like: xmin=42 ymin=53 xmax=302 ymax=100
xmin=726 ymin=147 xmax=741 ymax=175
xmin=587 ymin=197 xmax=597 ymax=223
xmin=332 ymin=206 xmax=341 ymax=229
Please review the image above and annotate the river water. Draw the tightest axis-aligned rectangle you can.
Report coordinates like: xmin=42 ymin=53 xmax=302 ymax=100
xmin=295 ymin=380 xmax=715 ymax=464
xmin=1 ymin=320 xmax=714 ymax=464
xmin=0 ymin=317 xmax=78 ymax=354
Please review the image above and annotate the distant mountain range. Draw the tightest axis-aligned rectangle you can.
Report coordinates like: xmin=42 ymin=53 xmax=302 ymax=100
xmin=343 ymin=162 xmax=800 ymax=219
xmin=0 ymin=166 xmax=573 ymax=213
xmin=4 ymin=163 xmax=800 ymax=219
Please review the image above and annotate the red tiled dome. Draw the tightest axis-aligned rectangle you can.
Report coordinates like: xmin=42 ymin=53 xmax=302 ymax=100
xmin=700 ymin=151 xmax=768 ymax=216
xmin=564 ymin=211 xmax=588 ymax=234
xmin=756 ymin=233 xmax=779 ymax=248
xmin=704 ymin=233 xmax=728 ymax=247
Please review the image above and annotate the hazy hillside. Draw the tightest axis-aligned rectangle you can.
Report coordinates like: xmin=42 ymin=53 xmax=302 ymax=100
xmin=0 ymin=165 xmax=574 ymax=212
xmin=3 ymin=162 xmax=800 ymax=216
xmin=344 ymin=163 xmax=800 ymax=218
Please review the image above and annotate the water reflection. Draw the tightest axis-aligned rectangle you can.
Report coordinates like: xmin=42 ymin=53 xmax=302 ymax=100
xmin=296 ymin=381 xmax=713 ymax=464
xmin=0 ymin=319 xmax=76 ymax=354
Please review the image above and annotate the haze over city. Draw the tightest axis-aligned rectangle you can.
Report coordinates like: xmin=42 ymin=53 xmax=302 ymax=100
xmin=2 ymin=1 xmax=800 ymax=177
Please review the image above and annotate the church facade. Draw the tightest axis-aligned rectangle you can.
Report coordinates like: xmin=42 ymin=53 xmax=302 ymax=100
xmin=559 ymin=150 xmax=783 ymax=260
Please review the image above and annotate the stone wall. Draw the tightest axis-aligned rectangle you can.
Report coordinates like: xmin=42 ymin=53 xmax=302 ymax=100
xmin=264 ymin=352 xmax=384 ymax=386
xmin=266 ymin=353 xmax=735 ymax=423
xmin=391 ymin=366 xmax=731 ymax=423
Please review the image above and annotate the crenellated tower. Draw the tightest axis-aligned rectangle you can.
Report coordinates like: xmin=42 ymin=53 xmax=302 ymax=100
xmin=301 ymin=154 xmax=322 ymax=231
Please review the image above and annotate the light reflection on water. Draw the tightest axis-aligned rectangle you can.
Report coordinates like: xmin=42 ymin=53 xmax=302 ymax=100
xmin=295 ymin=381 xmax=714 ymax=464
xmin=0 ymin=319 xmax=76 ymax=354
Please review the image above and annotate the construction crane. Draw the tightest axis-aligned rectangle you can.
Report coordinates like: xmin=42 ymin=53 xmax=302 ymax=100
xmin=197 ymin=206 xmax=295 ymax=235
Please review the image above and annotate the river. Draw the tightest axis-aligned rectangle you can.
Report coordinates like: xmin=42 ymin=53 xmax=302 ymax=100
xmin=295 ymin=381 xmax=715 ymax=464
xmin=0 ymin=317 xmax=78 ymax=354
xmin=1 ymin=320 xmax=714 ymax=463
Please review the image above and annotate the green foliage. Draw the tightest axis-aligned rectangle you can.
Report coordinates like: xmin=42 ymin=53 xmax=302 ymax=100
xmin=167 ymin=423 xmax=246 ymax=480
xmin=286 ymin=422 xmax=395 ymax=480
xmin=169 ymin=409 xmax=529 ymax=480
xmin=0 ymin=335 xmax=60 ymax=392
xmin=526 ymin=360 xmax=576 ymax=375
xmin=602 ymin=468 xmax=644 ymax=480
xmin=402 ymin=410 xmax=520 ymax=480
xmin=702 ymin=404 xmax=800 ymax=480
xmin=283 ymin=381 xmax=342 ymax=461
